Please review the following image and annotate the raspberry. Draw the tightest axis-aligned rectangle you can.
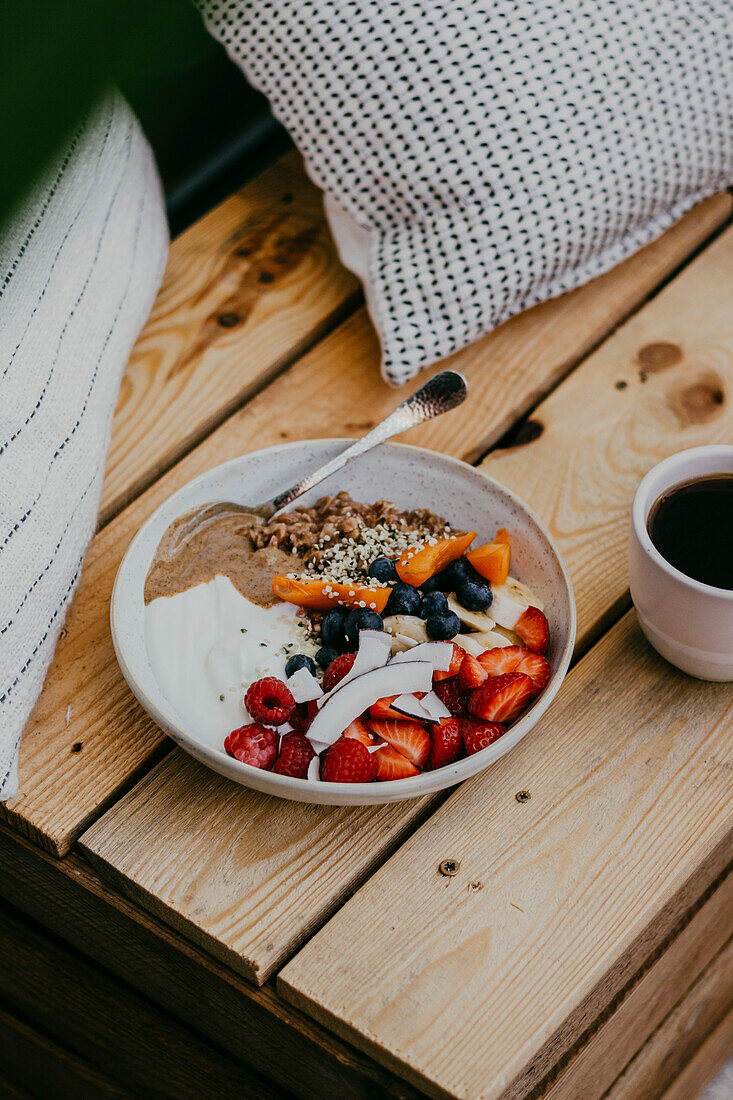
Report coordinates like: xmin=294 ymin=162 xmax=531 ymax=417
xmin=463 ymin=719 xmax=506 ymax=756
xmin=430 ymin=718 xmax=464 ymax=769
xmin=289 ymin=699 xmax=318 ymax=732
xmin=224 ymin=724 xmax=278 ymax=769
xmin=321 ymin=738 xmax=377 ymax=783
xmin=322 ymin=652 xmax=356 ymax=693
xmin=244 ymin=677 xmax=295 ymax=725
xmin=273 ymin=732 xmax=314 ymax=778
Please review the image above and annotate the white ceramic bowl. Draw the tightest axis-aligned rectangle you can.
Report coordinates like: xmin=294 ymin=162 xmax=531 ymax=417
xmin=112 ymin=440 xmax=576 ymax=805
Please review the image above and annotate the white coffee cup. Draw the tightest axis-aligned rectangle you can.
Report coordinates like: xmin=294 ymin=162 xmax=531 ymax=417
xmin=629 ymin=445 xmax=733 ymax=681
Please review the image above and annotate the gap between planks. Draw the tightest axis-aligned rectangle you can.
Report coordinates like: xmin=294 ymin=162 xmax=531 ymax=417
xmin=5 ymin=191 xmax=730 ymax=858
xmin=77 ymin=214 xmax=733 ymax=993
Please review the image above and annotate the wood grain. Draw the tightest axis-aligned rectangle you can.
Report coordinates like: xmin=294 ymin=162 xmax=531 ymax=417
xmin=6 ymin=194 xmax=729 ymax=856
xmin=99 ymin=150 xmax=359 ymax=524
xmin=0 ymin=824 xmax=421 ymax=1100
xmin=0 ymin=1003 xmax=131 ymax=1099
xmin=543 ymin=867 xmax=733 ymax=1099
xmin=81 ymin=753 xmax=436 ymax=985
xmin=660 ymin=1002 xmax=733 ymax=1100
xmin=278 ymin=613 xmax=733 ymax=1100
xmin=0 ymin=901 xmax=284 ymax=1100
xmin=480 ymin=223 xmax=733 ymax=654
xmin=608 ymin=935 xmax=733 ymax=1099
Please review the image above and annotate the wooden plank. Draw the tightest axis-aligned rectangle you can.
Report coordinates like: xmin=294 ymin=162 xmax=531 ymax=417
xmin=541 ymin=867 xmax=733 ymax=1099
xmin=0 ymin=1003 xmax=132 ymax=1099
xmin=99 ymin=149 xmax=359 ymax=524
xmin=80 ymin=754 xmax=436 ymax=985
xmin=278 ymin=612 xmax=733 ymax=1100
xmin=0 ymin=901 xmax=284 ymax=1100
xmin=4 ymin=194 xmax=727 ymax=857
xmin=661 ymin=1004 xmax=733 ymax=1100
xmin=479 ymin=222 xmax=733 ymax=654
xmin=608 ymin=935 xmax=733 ymax=1100
xmin=0 ymin=824 xmax=420 ymax=1100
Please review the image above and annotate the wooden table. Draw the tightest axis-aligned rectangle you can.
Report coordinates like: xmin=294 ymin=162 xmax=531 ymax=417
xmin=2 ymin=151 xmax=733 ymax=1100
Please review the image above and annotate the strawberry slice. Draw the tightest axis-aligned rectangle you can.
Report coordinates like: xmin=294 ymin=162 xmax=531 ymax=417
xmin=515 ymin=606 xmax=550 ymax=654
xmin=463 ymin=719 xmax=507 ymax=755
xmin=469 ymin=672 xmax=533 ymax=723
xmin=321 ymin=738 xmax=377 ymax=782
xmin=433 ymin=643 xmax=464 ymax=681
xmin=458 ymin=652 xmax=489 ymax=690
xmin=432 ymin=676 xmax=467 ymax=716
xmin=343 ymin=716 xmax=377 ymax=746
xmin=430 ymin=718 xmax=464 ymax=769
xmin=373 ymin=743 xmax=420 ymax=781
xmin=369 ymin=694 xmax=407 ymax=720
xmin=477 ymin=646 xmax=549 ymax=696
xmin=368 ymin=719 xmax=431 ymax=768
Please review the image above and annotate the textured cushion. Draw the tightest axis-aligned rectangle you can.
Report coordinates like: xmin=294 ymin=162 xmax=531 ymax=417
xmin=199 ymin=0 xmax=733 ymax=385
xmin=0 ymin=92 xmax=168 ymax=797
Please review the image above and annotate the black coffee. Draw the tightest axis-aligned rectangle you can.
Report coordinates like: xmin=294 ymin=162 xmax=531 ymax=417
xmin=647 ymin=474 xmax=733 ymax=590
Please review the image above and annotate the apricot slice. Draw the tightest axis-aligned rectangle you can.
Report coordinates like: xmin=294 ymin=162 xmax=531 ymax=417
xmin=396 ymin=531 xmax=476 ymax=586
xmin=466 ymin=530 xmax=511 ymax=586
xmin=272 ymin=576 xmax=391 ymax=612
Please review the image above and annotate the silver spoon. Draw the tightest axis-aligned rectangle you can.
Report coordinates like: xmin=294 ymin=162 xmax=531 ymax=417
xmin=252 ymin=369 xmax=468 ymax=518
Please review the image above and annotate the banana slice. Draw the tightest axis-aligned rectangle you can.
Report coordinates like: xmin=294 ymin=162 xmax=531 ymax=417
xmin=490 ymin=576 xmax=543 ymax=629
xmin=390 ymin=632 xmax=420 ymax=654
xmin=492 ymin=624 xmax=523 ymax=645
xmin=454 ymin=633 xmax=484 ymax=657
xmin=382 ymin=615 xmax=429 ymax=643
xmin=446 ymin=595 xmax=495 ymax=632
xmin=471 ymin=628 xmax=515 ymax=650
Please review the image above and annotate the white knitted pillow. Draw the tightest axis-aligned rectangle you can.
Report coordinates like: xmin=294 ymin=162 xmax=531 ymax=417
xmin=0 ymin=92 xmax=168 ymax=798
xmin=199 ymin=0 xmax=733 ymax=385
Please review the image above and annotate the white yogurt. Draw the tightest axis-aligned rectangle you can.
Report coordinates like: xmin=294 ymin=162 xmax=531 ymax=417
xmin=145 ymin=574 xmax=312 ymax=745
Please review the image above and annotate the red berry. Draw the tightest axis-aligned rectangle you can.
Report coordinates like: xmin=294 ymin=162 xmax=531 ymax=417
xmin=224 ymin=724 xmax=278 ymax=769
xmin=458 ymin=652 xmax=489 ymax=690
xmin=289 ymin=699 xmax=319 ymax=732
xmin=433 ymin=676 xmax=467 ymax=716
xmin=478 ymin=646 xmax=549 ymax=697
xmin=515 ymin=606 xmax=550 ymax=654
xmin=433 ymin=643 xmax=464 ymax=681
xmin=321 ymin=738 xmax=377 ymax=782
xmin=373 ymin=743 xmax=419 ymax=781
xmin=469 ymin=672 xmax=533 ymax=723
xmin=430 ymin=718 xmax=464 ymax=769
xmin=322 ymin=652 xmax=357 ymax=693
xmin=245 ymin=677 xmax=295 ymax=725
xmin=463 ymin=719 xmax=506 ymax=755
xmin=367 ymin=719 xmax=431 ymax=768
xmin=273 ymin=732 xmax=314 ymax=778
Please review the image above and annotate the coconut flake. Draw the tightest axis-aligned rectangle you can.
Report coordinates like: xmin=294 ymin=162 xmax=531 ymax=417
xmin=420 ymin=691 xmax=451 ymax=721
xmin=287 ymin=666 xmax=324 ymax=703
xmin=307 ymin=661 xmax=433 ymax=746
xmin=307 ymin=756 xmax=321 ymax=782
xmin=317 ymin=629 xmax=392 ymax=708
xmin=392 ymin=693 xmax=433 ymax=721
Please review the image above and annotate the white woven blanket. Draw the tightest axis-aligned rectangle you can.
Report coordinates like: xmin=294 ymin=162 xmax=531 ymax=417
xmin=0 ymin=92 xmax=168 ymax=798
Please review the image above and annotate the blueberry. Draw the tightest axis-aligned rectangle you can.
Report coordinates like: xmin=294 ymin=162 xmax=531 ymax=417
xmin=345 ymin=607 xmax=384 ymax=646
xmin=457 ymin=576 xmax=493 ymax=612
xmin=442 ymin=556 xmax=476 ymax=590
xmin=321 ymin=606 xmax=348 ymax=650
xmin=315 ymin=645 xmax=340 ymax=670
xmin=367 ymin=556 xmax=398 ymax=583
xmin=285 ymin=653 xmax=317 ymax=678
xmin=421 ymin=573 xmax=447 ymax=594
xmin=384 ymin=582 xmax=422 ymax=617
xmin=421 ymin=590 xmax=448 ymax=618
xmin=426 ymin=611 xmax=461 ymax=640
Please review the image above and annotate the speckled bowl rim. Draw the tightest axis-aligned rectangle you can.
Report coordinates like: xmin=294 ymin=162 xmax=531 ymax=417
xmin=111 ymin=439 xmax=576 ymax=805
